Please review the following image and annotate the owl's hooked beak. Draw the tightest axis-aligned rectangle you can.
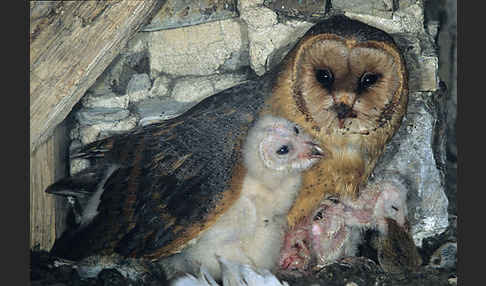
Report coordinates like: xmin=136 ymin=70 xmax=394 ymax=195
xmin=333 ymin=103 xmax=357 ymax=128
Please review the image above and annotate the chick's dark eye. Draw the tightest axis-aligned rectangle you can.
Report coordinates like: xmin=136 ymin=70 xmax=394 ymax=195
xmin=293 ymin=126 xmax=299 ymax=135
xmin=358 ymin=72 xmax=380 ymax=92
xmin=276 ymin=145 xmax=289 ymax=155
xmin=329 ymin=197 xmax=340 ymax=204
xmin=313 ymin=211 xmax=323 ymax=221
xmin=315 ymin=69 xmax=334 ymax=89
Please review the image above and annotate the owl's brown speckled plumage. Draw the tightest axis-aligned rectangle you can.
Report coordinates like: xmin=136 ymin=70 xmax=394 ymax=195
xmin=262 ymin=15 xmax=408 ymax=227
xmin=45 ymin=15 xmax=408 ymax=278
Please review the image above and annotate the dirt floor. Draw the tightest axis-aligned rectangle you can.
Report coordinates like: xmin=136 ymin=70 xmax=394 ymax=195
xmin=30 ymin=217 xmax=457 ymax=286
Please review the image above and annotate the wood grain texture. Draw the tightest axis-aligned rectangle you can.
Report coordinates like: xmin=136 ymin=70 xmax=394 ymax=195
xmin=29 ymin=0 xmax=162 ymax=154
xmin=30 ymin=122 xmax=68 ymax=251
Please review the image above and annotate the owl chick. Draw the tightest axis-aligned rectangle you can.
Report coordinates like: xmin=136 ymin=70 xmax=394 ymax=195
xmin=278 ymin=175 xmax=411 ymax=274
xmin=336 ymin=176 xmax=410 ymax=235
xmin=332 ymin=176 xmax=422 ymax=274
xmin=161 ymin=115 xmax=324 ymax=280
xmin=278 ymin=196 xmax=356 ymax=274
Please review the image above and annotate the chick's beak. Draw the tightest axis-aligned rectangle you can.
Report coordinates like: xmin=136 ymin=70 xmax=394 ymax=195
xmin=306 ymin=141 xmax=324 ymax=158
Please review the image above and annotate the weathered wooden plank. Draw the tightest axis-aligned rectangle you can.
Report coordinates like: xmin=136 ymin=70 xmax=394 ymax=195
xmin=30 ymin=122 xmax=68 ymax=251
xmin=29 ymin=0 xmax=162 ymax=154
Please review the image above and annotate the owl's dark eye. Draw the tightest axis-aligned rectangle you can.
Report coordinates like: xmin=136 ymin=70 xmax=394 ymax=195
xmin=358 ymin=72 xmax=380 ymax=92
xmin=276 ymin=145 xmax=289 ymax=155
xmin=391 ymin=206 xmax=399 ymax=211
xmin=315 ymin=69 xmax=334 ymax=89
xmin=293 ymin=126 xmax=299 ymax=135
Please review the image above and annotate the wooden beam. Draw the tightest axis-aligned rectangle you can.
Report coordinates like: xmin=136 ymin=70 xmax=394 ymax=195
xmin=30 ymin=122 xmax=68 ymax=251
xmin=30 ymin=0 xmax=162 ymax=154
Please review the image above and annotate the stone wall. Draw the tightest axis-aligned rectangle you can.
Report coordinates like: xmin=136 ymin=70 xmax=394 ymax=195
xmin=65 ymin=0 xmax=453 ymax=249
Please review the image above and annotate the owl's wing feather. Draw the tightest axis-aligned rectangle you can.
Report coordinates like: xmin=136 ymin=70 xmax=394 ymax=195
xmin=49 ymin=78 xmax=271 ymax=260
xmin=45 ymin=166 xmax=110 ymax=198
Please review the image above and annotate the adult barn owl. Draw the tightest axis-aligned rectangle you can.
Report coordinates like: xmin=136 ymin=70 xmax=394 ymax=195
xmin=265 ymin=15 xmax=408 ymax=226
xmin=45 ymin=15 xmax=408 ymax=278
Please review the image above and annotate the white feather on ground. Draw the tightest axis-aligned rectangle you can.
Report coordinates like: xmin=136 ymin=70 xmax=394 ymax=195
xmin=171 ymin=256 xmax=289 ymax=286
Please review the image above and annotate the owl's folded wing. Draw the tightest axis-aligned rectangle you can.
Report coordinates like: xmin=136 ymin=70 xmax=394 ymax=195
xmin=47 ymin=78 xmax=270 ymax=260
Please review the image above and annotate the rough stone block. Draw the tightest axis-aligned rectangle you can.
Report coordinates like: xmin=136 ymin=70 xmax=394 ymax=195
xmin=171 ymin=72 xmax=247 ymax=103
xmin=75 ymin=108 xmax=130 ymax=125
xmin=241 ymin=6 xmax=312 ymax=76
xmin=393 ymin=33 xmax=439 ymax=93
xmin=345 ymin=2 xmax=424 ymax=34
xmin=127 ymin=73 xmax=152 ymax=103
xmin=240 ymin=6 xmax=278 ymax=30
xmin=332 ymin=0 xmax=395 ymax=19
xmin=238 ymin=0 xmax=264 ymax=11
xmin=412 ymin=56 xmax=439 ymax=92
xmin=135 ymin=97 xmax=196 ymax=126
xmin=263 ymin=0 xmax=329 ymax=20
xmin=127 ymin=73 xmax=151 ymax=94
xmin=374 ymin=93 xmax=449 ymax=247
xmin=149 ymin=75 xmax=171 ymax=98
xmin=148 ymin=19 xmax=247 ymax=76
xmin=171 ymin=76 xmax=214 ymax=103
xmin=77 ymin=115 xmax=138 ymax=145
xmin=81 ymin=92 xmax=129 ymax=109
